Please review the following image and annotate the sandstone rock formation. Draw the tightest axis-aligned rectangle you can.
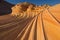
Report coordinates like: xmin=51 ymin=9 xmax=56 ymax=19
xmin=0 ymin=1 xmax=60 ymax=40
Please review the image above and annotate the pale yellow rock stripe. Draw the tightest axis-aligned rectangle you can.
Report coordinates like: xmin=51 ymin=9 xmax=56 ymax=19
xmin=28 ymin=16 xmax=37 ymax=40
xmin=37 ymin=14 xmax=45 ymax=40
xmin=20 ymin=17 xmax=35 ymax=40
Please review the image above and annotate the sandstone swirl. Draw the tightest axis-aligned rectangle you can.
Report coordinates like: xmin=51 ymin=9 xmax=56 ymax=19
xmin=0 ymin=2 xmax=60 ymax=40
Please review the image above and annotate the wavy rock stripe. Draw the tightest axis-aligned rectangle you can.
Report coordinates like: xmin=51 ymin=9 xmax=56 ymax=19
xmin=0 ymin=4 xmax=60 ymax=40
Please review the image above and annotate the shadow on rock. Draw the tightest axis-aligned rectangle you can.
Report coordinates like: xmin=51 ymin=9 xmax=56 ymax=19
xmin=0 ymin=0 xmax=14 ymax=15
